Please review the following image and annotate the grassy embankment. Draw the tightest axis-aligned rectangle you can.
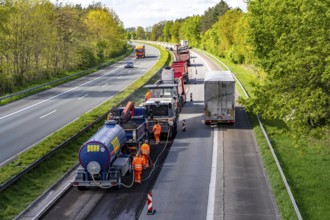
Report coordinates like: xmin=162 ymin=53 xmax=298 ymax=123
xmin=198 ymin=49 xmax=330 ymax=220
xmin=0 ymin=44 xmax=170 ymax=220
xmin=0 ymin=47 xmax=134 ymax=105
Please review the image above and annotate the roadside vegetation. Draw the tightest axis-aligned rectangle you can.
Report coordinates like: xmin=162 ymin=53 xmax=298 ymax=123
xmin=0 ymin=0 xmax=328 ymax=219
xmin=0 ymin=43 xmax=170 ymax=220
xmin=128 ymin=0 xmax=329 ymax=219
xmin=0 ymin=1 xmax=127 ymax=97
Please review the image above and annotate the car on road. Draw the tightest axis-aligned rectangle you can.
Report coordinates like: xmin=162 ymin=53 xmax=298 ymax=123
xmin=124 ymin=61 xmax=134 ymax=68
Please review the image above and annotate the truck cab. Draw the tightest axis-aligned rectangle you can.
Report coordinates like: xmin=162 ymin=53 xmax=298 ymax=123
xmin=144 ymin=97 xmax=178 ymax=140
xmin=135 ymin=45 xmax=145 ymax=58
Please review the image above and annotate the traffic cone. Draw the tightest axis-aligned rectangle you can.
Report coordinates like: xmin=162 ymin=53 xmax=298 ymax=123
xmin=147 ymin=192 xmax=156 ymax=215
xmin=190 ymin=93 xmax=193 ymax=102
xmin=182 ymin=120 xmax=186 ymax=132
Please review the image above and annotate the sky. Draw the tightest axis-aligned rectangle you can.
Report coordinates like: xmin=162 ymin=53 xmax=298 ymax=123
xmin=53 ymin=0 xmax=247 ymax=28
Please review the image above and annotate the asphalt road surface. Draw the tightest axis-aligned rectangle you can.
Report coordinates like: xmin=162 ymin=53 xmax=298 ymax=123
xmin=0 ymin=44 xmax=159 ymax=165
xmin=41 ymin=48 xmax=279 ymax=220
xmin=139 ymin=50 xmax=279 ymax=220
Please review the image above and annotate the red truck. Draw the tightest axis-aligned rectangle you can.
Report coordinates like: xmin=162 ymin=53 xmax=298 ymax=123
xmin=171 ymin=61 xmax=189 ymax=84
xmin=175 ymin=44 xmax=191 ymax=66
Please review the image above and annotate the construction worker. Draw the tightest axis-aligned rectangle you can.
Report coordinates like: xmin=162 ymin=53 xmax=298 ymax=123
xmin=153 ymin=122 xmax=162 ymax=144
xmin=145 ymin=90 xmax=152 ymax=101
xmin=140 ymin=140 xmax=151 ymax=168
xmin=132 ymin=153 xmax=143 ymax=184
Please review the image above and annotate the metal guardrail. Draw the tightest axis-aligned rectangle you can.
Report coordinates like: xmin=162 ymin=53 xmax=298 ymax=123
xmin=0 ymin=110 xmax=106 ymax=192
xmin=0 ymin=55 xmax=167 ymax=192
xmin=196 ymin=48 xmax=303 ymax=220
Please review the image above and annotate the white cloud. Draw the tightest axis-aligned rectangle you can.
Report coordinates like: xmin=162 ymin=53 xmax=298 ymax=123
xmin=51 ymin=0 xmax=247 ymax=28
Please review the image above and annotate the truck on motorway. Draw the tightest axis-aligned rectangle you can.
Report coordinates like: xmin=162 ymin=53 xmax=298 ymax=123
xmin=135 ymin=45 xmax=145 ymax=58
xmin=204 ymin=71 xmax=235 ymax=125
xmin=180 ymin=40 xmax=189 ymax=49
xmin=73 ymin=102 xmax=147 ymax=190
xmin=171 ymin=60 xmax=189 ymax=84
xmin=175 ymin=44 xmax=190 ymax=66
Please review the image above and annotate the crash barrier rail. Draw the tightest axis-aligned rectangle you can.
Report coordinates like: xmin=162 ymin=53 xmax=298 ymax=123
xmin=0 ymin=50 xmax=168 ymax=192
xmin=194 ymin=48 xmax=303 ymax=220
xmin=0 ymin=108 xmax=108 ymax=192
xmin=0 ymin=52 xmax=131 ymax=103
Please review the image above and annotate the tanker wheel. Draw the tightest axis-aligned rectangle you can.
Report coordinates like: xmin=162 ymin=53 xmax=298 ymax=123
xmin=127 ymin=158 xmax=133 ymax=175
xmin=114 ymin=171 xmax=122 ymax=190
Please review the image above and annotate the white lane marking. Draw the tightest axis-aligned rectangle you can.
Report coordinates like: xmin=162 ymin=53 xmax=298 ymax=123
xmin=191 ymin=51 xmax=211 ymax=70
xmin=78 ymin=94 xmax=88 ymax=100
xmin=0 ymin=66 xmax=121 ymax=120
xmin=40 ymin=110 xmax=56 ymax=119
xmin=206 ymin=127 xmax=219 ymax=220
xmin=102 ymin=83 xmax=108 ymax=87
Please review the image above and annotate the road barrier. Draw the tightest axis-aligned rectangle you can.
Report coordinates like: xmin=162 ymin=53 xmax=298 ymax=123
xmin=147 ymin=192 xmax=156 ymax=215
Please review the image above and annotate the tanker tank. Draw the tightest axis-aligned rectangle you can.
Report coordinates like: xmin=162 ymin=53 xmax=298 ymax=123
xmin=78 ymin=122 xmax=126 ymax=175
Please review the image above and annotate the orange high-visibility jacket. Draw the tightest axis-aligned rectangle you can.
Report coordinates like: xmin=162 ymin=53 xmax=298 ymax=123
xmin=145 ymin=91 xmax=152 ymax=100
xmin=132 ymin=156 xmax=143 ymax=171
xmin=153 ymin=124 xmax=162 ymax=134
xmin=140 ymin=143 xmax=150 ymax=155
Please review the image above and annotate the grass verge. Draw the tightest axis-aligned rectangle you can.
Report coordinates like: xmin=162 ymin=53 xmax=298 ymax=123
xmin=199 ymin=50 xmax=330 ymax=219
xmin=0 ymin=43 xmax=170 ymax=220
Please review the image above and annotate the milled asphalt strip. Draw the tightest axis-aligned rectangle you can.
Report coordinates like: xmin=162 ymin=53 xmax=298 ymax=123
xmin=15 ymin=167 xmax=78 ymax=220
xmin=0 ymin=66 xmax=121 ymax=120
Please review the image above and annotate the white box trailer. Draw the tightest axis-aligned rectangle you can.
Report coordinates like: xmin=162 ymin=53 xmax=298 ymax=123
xmin=204 ymin=71 xmax=235 ymax=125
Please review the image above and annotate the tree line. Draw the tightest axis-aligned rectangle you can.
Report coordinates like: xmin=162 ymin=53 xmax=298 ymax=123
xmin=0 ymin=0 xmax=127 ymax=96
xmin=127 ymin=0 xmax=329 ymax=136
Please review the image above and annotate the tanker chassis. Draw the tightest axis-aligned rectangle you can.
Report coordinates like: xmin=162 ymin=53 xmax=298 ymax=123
xmin=73 ymin=104 xmax=147 ymax=190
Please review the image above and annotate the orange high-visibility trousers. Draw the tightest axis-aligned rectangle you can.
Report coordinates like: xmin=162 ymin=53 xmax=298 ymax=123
xmin=132 ymin=156 xmax=143 ymax=183
xmin=153 ymin=124 xmax=162 ymax=144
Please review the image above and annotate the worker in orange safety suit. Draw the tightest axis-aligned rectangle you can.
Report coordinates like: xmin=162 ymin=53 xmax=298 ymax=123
xmin=140 ymin=140 xmax=151 ymax=168
xmin=145 ymin=90 xmax=152 ymax=101
xmin=132 ymin=153 xmax=143 ymax=184
xmin=153 ymin=122 xmax=162 ymax=144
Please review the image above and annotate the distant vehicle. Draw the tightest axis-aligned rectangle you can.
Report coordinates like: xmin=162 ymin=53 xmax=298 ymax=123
xmin=135 ymin=45 xmax=145 ymax=58
xmin=124 ymin=61 xmax=134 ymax=68
xmin=204 ymin=71 xmax=235 ymax=125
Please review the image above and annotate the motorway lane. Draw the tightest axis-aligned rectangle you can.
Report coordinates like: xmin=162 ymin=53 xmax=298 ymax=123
xmin=0 ymin=45 xmax=160 ymax=165
xmin=140 ymin=50 xmax=279 ymax=219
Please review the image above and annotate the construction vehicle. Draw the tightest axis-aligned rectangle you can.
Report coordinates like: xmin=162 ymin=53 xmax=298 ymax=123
xmin=143 ymin=68 xmax=182 ymax=140
xmin=135 ymin=45 xmax=145 ymax=58
xmin=73 ymin=102 xmax=147 ymax=190
xmin=204 ymin=71 xmax=235 ymax=125
xmin=171 ymin=60 xmax=189 ymax=84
